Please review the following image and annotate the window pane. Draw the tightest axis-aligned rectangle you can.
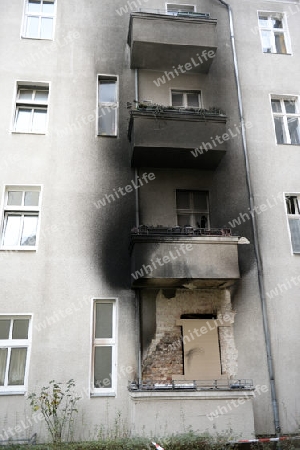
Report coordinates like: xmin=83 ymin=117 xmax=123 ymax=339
xmin=26 ymin=16 xmax=39 ymax=38
xmin=177 ymin=214 xmax=191 ymax=227
xmin=176 ymin=191 xmax=190 ymax=209
xmin=12 ymin=320 xmax=29 ymax=339
xmin=284 ymin=100 xmax=296 ymax=114
xmin=0 ymin=349 xmax=8 ymax=386
xmin=288 ymin=117 xmax=300 ymax=145
xmin=187 ymin=93 xmax=200 ymax=108
xmin=20 ymin=215 xmax=38 ymax=246
xmin=193 ymin=192 xmax=208 ymax=210
xmin=289 ymin=218 xmax=300 ymax=253
xmin=24 ymin=191 xmax=40 ymax=206
xmin=261 ymin=30 xmax=272 ymax=53
xmin=94 ymin=347 xmax=112 ymax=388
xmin=272 ymin=18 xmax=283 ymax=29
xmin=195 ymin=213 xmax=209 ymax=229
xmin=3 ymin=215 xmax=22 ymax=246
xmin=98 ymin=108 xmax=116 ymax=135
xmin=28 ymin=0 xmax=41 ymax=13
xmin=274 ymin=116 xmax=285 ymax=144
xmin=259 ymin=16 xmax=268 ymax=26
xmin=99 ymin=81 xmax=116 ymax=103
xmin=40 ymin=17 xmax=53 ymax=39
xmin=8 ymin=348 xmax=27 ymax=385
xmin=15 ymin=109 xmax=32 ymax=132
xmin=172 ymin=93 xmax=183 ymax=107
xmin=42 ymin=1 xmax=55 ymax=13
xmin=95 ymin=303 xmax=113 ymax=338
xmin=32 ymin=109 xmax=47 ymax=132
xmin=271 ymin=99 xmax=281 ymax=113
xmin=35 ymin=90 xmax=49 ymax=102
xmin=0 ymin=320 xmax=11 ymax=339
xmin=18 ymin=90 xmax=33 ymax=101
xmin=275 ymin=33 xmax=287 ymax=54
xmin=7 ymin=191 xmax=23 ymax=206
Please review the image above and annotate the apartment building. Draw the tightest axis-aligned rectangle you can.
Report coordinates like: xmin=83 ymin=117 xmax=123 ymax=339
xmin=0 ymin=0 xmax=299 ymax=442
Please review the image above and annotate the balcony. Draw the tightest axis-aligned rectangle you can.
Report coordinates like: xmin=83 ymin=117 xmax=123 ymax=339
xmin=130 ymin=226 xmax=242 ymax=288
xmin=128 ymin=10 xmax=217 ymax=72
xmin=128 ymin=106 xmax=227 ymax=169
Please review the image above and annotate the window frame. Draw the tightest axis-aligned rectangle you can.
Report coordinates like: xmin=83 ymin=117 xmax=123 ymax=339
xmin=166 ymin=3 xmax=196 ymax=15
xmin=176 ymin=190 xmax=210 ymax=228
xmin=91 ymin=299 xmax=117 ymax=396
xmin=285 ymin=193 xmax=300 ymax=254
xmin=257 ymin=11 xmax=291 ymax=54
xmin=0 ymin=314 xmax=32 ymax=395
xmin=0 ymin=186 xmax=42 ymax=251
xmin=97 ymin=75 xmax=119 ymax=138
xmin=170 ymin=90 xmax=202 ymax=109
xmin=13 ymin=83 xmax=50 ymax=134
xmin=21 ymin=0 xmax=56 ymax=40
xmin=270 ymin=95 xmax=300 ymax=145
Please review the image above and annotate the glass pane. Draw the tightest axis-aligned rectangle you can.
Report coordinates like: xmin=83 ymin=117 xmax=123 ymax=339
xmin=271 ymin=99 xmax=281 ymax=113
xmin=15 ymin=109 xmax=32 ymax=132
xmin=95 ymin=303 xmax=113 ymax=339
xmin=0 ymin=349 xmax=8 ymax=386
xmin=193 ymin=191 xmax=208 ymax=210
xmin=18 ymin=90 xmax=33 ymax=101
xmin=275 ymin=33 xmax=287 ymax=54
xmin=177 ymin=214 xmax=191 ymax=227
xmin=24 ymin=191 xmax=40 ymax=206
xmin=40 ymin=17 xmax=53 ymax=39
xmin=261 ymin=30 xmax=272 ymax=53
xmin=176 ymin=191 xmax=190 ymax=209
xmin=35 ymin=90 xmax=49 ymax=102
xmin=187 ymin=93 xmax=200 ymax=108
xmin=274 ymin=116 xmax=285 ymax=144
xmin=172 ymin=93 xmax=183 ymax=107
xmin=42 ymin=1 xmax=55 ymax=13
xmin=12 ymin=320 xmax=29 ymax=339
xmin=285 ymin=100 xmax=296 ymax=114
xmin=98 ymin=108 xmax=116 ymax=135
xmin=32 ymin=109 xmax=47 ymax=132
xmin=259 ymin=16 xmax=268 ymax=26
xmin=28 ymin=0 xmax=41 ymax=13
xmin=288 ymin=117 xmax=300 ymax=145
xmin=195 ymin=213 xmax=209 ymax=229
xmin=0 ymin=320 xmax=11 ymax=339
xmin=99 ymin=81 xmax=116 ymax=103
xmin=289 ymin=218 xmax=300 ymax=253
xmin=272 ymin=18 xmax=283 ymax=28
xmin=7 ymin=191 xmax=23 ymax=206
xmin=26 ymin=16 xmax=39 ymax=38
xmin=3 ymin=215 xmax=22 ymax=246
xmin=20 ymin=215 xmax=38 ymax=246
xmin=94 ymin=347 xmax=112 ymax=388
xmin=8 ymin=348 xmax=27 ymax=385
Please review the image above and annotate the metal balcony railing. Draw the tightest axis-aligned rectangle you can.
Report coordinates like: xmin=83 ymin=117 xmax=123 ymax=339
xmin=133 ymin=9 xmax=211 ymax=19
xmin=131 ymin=225 xmax=232 ymax=237
xmin=128 ymin=379 xmax=254 ymax=392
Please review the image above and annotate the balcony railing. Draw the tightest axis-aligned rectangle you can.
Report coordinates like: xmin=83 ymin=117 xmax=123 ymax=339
xmin=131 ymin=225 xmax=232 ymax=237
xmin=132 ymin=8 xmax=211 ymax=19
xmin=128 ymin=379 xmax=254 ymax=392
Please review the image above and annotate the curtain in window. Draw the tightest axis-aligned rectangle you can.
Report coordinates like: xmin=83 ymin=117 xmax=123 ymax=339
xmin=8 ymin=348 xmax=27 ymax=385
xmin=0 ymin=348 xmax=8 ymax=386
xmin=275 ymin=33 xmax=287 ymax=54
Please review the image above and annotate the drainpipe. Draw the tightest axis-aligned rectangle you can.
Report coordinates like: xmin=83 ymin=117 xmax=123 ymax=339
xmin=214 ymin=0 xmax=281 ymax=434
xmin=135 ymin=69 xmax=140 ymax=227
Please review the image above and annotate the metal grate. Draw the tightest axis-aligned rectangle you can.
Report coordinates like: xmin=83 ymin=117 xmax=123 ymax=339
xmin=129 ymin=379 xmax=254 ymax=391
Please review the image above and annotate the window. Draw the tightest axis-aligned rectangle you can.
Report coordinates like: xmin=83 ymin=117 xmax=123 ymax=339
xmin=171 ymin=90 xmax=201 ymax=108
xmin=14 ymin=84 xmax=49 ymax=134
xmin=92 ymin=300 xmax=117 ymax=395
xmin=166 ymin=4 xmax=195 ymax=15
xmin=285 ymin=194 xmax=300 ymax=253
xmin=176 ymin=190 xmax=209 ymax=228
xmin=258 ymin=13 xmax=289 ymax=54
xmin=271 ymin=96 xmax=300 ymax=145
xmin=1 ymin=187 xmax=41 ymax=250
xmin=98 ymin=76 xmax=118 ymax=137
xmin=0 ymin=316 xmax=31 ymax=392
xmin=22 ymin=0 xmax=55 ymax=40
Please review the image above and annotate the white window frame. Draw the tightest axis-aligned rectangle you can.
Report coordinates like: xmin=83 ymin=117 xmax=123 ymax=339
xmin=166 ymin=3 xmax=196 ymax=15
xmin=176 ymin=190 xmax=210 ymax=228
xmin=285 ymin=193 xmax=300 ymax=254
xmin=170 ymin=90 xmax=202 ymax=108
xmin=22 ymin=0 xmax=56 ymax=40
xmin=258 ymin=11 xmax=291 ymax=54
xmin=97 ymin=75 xmax=118 ymax=137
xmin=0 ymin=186 xmax=42 ymax=251
xmin=0 ymin=315 xmax=32 ymax=394
xmin=91 ymin=299 xmax=117 ymax=396
xmin=271 ymin=95 xmax=300 ymax=145
xmin=13 ymin=83 xmax=50 ymax=134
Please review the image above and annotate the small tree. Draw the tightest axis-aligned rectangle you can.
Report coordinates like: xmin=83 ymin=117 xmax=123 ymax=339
xmin=28 ymin=379 xmax=81 ymax=443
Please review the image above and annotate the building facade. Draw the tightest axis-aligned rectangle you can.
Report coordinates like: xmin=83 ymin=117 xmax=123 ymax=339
xmin=0 ymin=0 xmax=299 ymax=442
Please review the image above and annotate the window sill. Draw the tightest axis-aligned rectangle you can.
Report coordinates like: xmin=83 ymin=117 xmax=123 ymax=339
xmin=0 ymin=247 xmax=37 ymax=252
xmin=276 ymin=143 xmax=300 ymax=146
xmin=0 ymin=390 xmax=26 ymax=396
xmin=263 ymin=52 xmax=292 ymax=56
xmin=11 ymin=131 xmax=47 ymax=135
xmin=90 ymin=392 xmax=116 ymax=397
xmin=97 ymin=134 xmax=118 ymax=138
xmin=21 ymin=36 xmax=54 ymax=41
